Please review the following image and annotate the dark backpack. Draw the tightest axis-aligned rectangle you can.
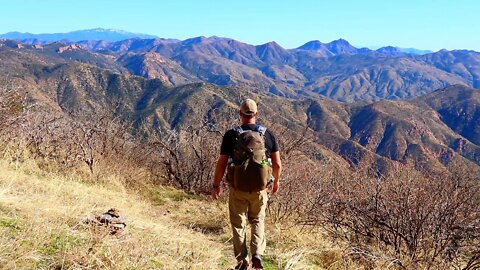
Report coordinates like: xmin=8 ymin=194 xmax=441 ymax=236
xmin=227 ymin=125 xmax=272 ymax=192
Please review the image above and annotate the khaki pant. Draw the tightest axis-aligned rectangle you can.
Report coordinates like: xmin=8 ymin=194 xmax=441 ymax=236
xmin=229 ymin=187 xmax=268 ymax=261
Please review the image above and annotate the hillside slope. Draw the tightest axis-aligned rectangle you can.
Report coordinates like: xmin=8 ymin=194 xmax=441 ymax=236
xmin=307 ymin=85 xmax=480 ymax=173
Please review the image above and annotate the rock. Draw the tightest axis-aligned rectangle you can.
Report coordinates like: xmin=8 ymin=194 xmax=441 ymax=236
xmin=57 ymin=43 xmax=82 ymax=53
xmin=86 ymin=208 xmax=127 ymax=235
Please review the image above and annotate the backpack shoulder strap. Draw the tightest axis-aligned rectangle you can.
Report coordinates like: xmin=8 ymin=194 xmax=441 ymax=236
xmin=233 ymin=126 xmax=244 ymax=135
xmin=255 ymin=125 xmax=267 ymax=136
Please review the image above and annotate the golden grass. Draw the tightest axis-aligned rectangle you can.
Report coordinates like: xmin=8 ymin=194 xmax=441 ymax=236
xmin=0 ymin=160 xmax=225 ymax=269
xmin=0 ymin=159 xmax=353 ymax=269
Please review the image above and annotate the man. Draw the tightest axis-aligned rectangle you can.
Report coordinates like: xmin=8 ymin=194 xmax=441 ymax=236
xmin=211 ymin=99 xmax=282 ymax=270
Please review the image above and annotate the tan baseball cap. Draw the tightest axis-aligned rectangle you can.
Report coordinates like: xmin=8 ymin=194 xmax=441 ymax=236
xmin=240 ymin=99 xmax=258 ymax=116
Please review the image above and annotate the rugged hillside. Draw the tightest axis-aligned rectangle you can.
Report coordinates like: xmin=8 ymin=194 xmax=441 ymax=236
xmin=108 ymin=81 xmax=480 ymax=173
xmin=117 ymin=52 xmax=199 ymax=86
xmin=417 ymin=85 xmax=480 ymax=164
xmin=0 ymin=40 xmax=126 ymax=75
xmin=417 ymin=50 xmax=480 ymax=88
xmin=294 ymin=53 xmax=466 ymax=101
xmin=306 ymin=85 xmax=480 ymax=173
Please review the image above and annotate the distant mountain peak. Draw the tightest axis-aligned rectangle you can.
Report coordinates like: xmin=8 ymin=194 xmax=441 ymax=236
xmin=376 ymin=46 xmax=405 ymax=56
xmin=258 ymin=41 xmax=283 ymax=48
xmin=255 ymin=41 xmax=292 ymax=63
xmin=297 ymin=40 xmax=325 ymax=50
xmin=331 ymin=38 xmax=349 ymax=43
xmin=295 ymin=39 xmax=374 ymax=56
xmin=327 ymin=38 xmax=353 ymax=47
xmin=399 ymin=47 xmax=433 ymax=55
xmin=182 ymin=36 xmax=209 ymax=45
xmin=81 ymin=28 xmax=133 ymax=34
xmin=381 ymin=45 xmax=398 ymax=49
xmin=181 ymin=36 xmax=230 ymax=46
xmin=298 ymin=39 xmax=355 ymax=51
xmin=326 ymin=38 xmax=367 ymax=55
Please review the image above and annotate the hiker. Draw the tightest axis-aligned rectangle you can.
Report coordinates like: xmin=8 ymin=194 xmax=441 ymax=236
xmin=211 ymin=99 xmax=282 ymax=270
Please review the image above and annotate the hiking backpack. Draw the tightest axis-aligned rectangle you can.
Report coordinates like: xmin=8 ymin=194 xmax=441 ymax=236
xmin=227 ymin=125 xmax=272 ymax=192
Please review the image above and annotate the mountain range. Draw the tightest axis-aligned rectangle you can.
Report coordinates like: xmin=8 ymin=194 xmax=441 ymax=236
xmin=0 ymin=42 xmax=480 ymax=175
xmin=3 ymin=31 xmax=479 ymax=102
xmin=1 ymin=28 xmax=433 ymax=53
xmin=1 ymin=30 xmax=480 ymax=175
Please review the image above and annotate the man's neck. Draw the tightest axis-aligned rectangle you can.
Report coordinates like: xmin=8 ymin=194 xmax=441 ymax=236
xmin=240 ymin=115 xmax=256 ymax=125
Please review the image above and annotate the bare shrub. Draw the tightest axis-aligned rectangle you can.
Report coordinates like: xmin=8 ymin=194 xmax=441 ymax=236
xmin=267 ymin=157 xmax=326 ymax=223
xmin=305 ymin=167 xmax=480 ymax=269
xmin=267 ymin=125 xmax=334 ymax=223
xmin=0 ymin=77 xmax=30 ymax=126
xmin=0 ymin=81 xmax=158 ymax=188
xmin=68 ymin=115 xmax=132 ymax=175
xmin=147 ymin=121 xmax=222 ymax=194
xmin=0 ymin=78 xmax=37 ymax=165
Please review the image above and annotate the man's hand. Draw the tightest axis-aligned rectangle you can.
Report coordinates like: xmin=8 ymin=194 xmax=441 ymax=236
xmin=271 ymin=181 xmax=279 ymax=194
xmin=211 ymin=155 xmax=228 ymax=200
xmin=271 ymin=151 xmax=282 ymax=195
xmin=211 ymin=186 xmax=221 ymax=199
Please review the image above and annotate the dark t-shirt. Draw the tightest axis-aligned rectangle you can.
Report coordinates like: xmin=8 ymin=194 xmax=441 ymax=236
xmin=220 ymin=124 xmax=279 ymax=158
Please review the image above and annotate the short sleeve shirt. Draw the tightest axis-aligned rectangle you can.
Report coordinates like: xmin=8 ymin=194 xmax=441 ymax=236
xmin=220 ymin=124 xmax=279 ymax=158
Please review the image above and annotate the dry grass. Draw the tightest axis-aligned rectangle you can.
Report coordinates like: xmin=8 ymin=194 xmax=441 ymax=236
xmin=0 ymin=159 xmax=346 ymax=270
xmin=0 ymin=160 xmax=224 ymax=269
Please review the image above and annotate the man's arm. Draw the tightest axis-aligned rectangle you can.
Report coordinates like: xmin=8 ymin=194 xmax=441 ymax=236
xmin=211 ymin=154 xmax=229 ymax=198
xmin=271 ymin=151 xmax=282 ymax=194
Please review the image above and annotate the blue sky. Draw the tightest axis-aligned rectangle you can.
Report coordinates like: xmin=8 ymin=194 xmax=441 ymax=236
xmin=1 ymin=0 xmax=479 ymax=51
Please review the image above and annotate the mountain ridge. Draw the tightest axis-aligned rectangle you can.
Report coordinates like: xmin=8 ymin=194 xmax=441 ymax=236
xmin=0 ymin=37 xmax=480 ymax=102
xmin=3 ymin=37 xmax=480 ymax=102
xmin=2 ymin=29 xmax=454 ymax=53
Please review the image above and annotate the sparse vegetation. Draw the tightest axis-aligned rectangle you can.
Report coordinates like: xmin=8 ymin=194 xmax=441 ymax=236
xmin=303 ymin=168 xmax=480 ymax=269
